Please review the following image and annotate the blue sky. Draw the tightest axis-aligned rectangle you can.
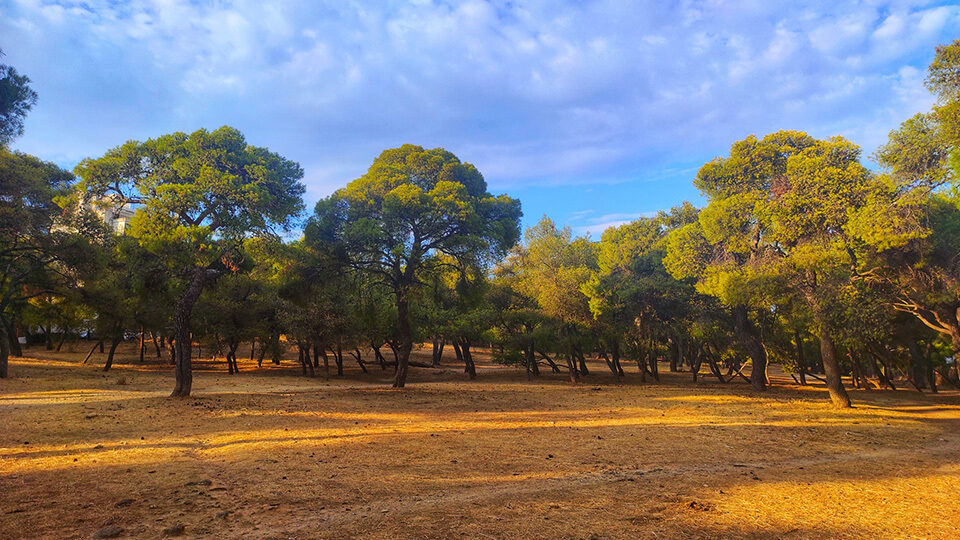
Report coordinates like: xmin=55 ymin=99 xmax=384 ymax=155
xmin=2 ymin=0 xmax=958 ymax=235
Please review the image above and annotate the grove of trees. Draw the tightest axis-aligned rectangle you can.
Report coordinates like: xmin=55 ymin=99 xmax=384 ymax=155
xmin=2 ymin=41 xmax=960 ymax=407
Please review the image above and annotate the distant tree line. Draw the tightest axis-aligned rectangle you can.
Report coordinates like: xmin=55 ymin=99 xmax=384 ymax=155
xmin=2 ymin=41 xmax=960 ymax=407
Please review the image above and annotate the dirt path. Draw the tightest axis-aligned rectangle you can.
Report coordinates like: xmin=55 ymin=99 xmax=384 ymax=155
xmin=2 ymin=347 xmax=959 ymax=539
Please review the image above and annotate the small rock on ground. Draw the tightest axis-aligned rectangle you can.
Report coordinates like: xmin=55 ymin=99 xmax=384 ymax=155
xmin=91 ymin=525 xmax=123 ymax=538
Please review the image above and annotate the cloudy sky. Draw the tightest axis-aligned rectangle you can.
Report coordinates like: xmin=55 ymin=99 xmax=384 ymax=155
xmin=2 ymin=0 xmax=957 ymax=235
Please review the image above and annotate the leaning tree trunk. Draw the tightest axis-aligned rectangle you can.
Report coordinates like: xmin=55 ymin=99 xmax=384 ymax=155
xmin=733 ymin=306 xmax=767 ymax=391
xmin=393 ymin=289 xmax=413 ymax=388
xmin=170 ymin=269 xmax=211 ymax=398
xmin=817 ymin=326 xmax=852 ymax=408
xmin=103 ymin=337 xmax=122 ymax=372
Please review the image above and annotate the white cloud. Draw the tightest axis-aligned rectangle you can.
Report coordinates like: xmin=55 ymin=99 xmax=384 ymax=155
xmin=1 ymin=0 xmax=957 ymax=209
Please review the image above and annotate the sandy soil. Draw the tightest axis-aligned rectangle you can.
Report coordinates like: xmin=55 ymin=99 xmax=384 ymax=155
xmin=1 ymin=343 xmax=958 ymax=539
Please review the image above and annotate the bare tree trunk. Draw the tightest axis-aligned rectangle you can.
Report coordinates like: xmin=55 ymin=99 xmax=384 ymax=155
xmin=373 ymin=343 xmax=387 ymax=370
xmin=331 ymin=344 xmax=344 ymax=376
xmin=565 ymin=342 xmax=580 ymax=383
xmin=82 ymin=340 xmax=102 ymax=364
xmin=0 ymin=319 xmax=9 ymax=379
xmin=733 ymin=306 xmax=767 ymax=391
xmin=171 ymin=269 xmax=212 ymax=398
xmin=794 ymin=330 xmax=808 ymax=385
xmin=869 ymin=353 xmax=895 ymax=390
xmin=537 ymin=350 xmax=561 ymax=373
xmin=526 ymin=341 xmax=540 ymax=378
xmin=139 ymin=328 xmax=145 ymax=363
xmin=459 ymin=338 xmax=476 ymax=380
xmin=56 ymin=329 xmax=67 ymax=352
xmin=600 ymin=346 xmax=620 ymax=383
xmin=103 ymin=337 xmax=122 ymax=371
xmin=669 ymin=336 xmax=679 ymax=372
xmin=5 ymin=319 xmax=22 ymax=357
xmin=574 ymin=344 xmax=589 ymax=375
xmin=432 ymin=338 xmax=443 ymax=367
xmin=817 ymin=327 xmax=852 ymax=408
xmin=351 ymin=348 xmax=367 ymax=373
xmin=691 ymin=347 xmax=703 ymax=382
xmin=393 ymin=290 xmax=413 ymax=388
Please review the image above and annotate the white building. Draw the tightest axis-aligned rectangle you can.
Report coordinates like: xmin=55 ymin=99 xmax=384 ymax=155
xmin=87 ymin=197 xmax=136 ymax=234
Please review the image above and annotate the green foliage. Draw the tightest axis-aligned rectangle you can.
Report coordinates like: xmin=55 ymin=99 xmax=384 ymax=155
xmin=0 ymin=56 xmax=38 ymax=146
xmin=309 ymin=144 xmax=521 ymax=286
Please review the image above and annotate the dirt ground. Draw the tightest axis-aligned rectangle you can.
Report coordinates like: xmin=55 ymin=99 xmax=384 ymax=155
xmin=1 ymin=343 xmax=959 ymax=539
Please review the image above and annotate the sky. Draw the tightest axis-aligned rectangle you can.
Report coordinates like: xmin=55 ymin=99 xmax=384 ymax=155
xmin=2 ymin=0 xmax=958 ymax=236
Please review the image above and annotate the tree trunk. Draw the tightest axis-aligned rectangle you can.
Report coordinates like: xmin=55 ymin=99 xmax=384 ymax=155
xmin=103 ymin=337 xmax=122 ymax=371
xmin=600 ymin=345 xmax=620 ymax=383
xmin=432 ymin=338 xmax=443 ymax=367
xmin=41 ymin=325 xmax=52 ymax=350
xmin=870 ymin=353 xmax=895 ymax=390
xmin=227 ymin=340 xmax=240 ymax=374
xmin=151 ymin=332 xmax=162 ymax=358
xmin=907 ymin=341 xmax=928 ymax=391
xmin=565 ymin=343 xmax=580 ymax=383
xmin=691 ymin=347 xmax=703 ymax=382
xmin=393 ymin=289 xmax=413 ymax=388
xmin=0 ymin=319 xmax=9 ymax=379
xmin=139 ymin=328 xmax=145 ymax=363
xmin=733 ymin=306 xmax=767 ymax=391
xmin=6 ymin=319 xmax=22 ymax=357
xmin=170 ymin=269 xmax=211 ymax=398
xmin=538 ymin=350 xmax=561 ymax=373
xmin=56 ymin=329 xmax=67 ymax=352
xmin=459 ymin=338 xmax=476 ymax=380
xmin=352 ymin=348 xmax=367 ymax=373
xmin=373 ymin=343 xmax=387 ymax=370
xmin=333 ymin=344 xmax=344 ymax=376
xmin=794 ymin=330 xmax=808 ymax=385
xmin=817 ymin=327 xmax=852 ymax=408
xmin=526 ymin=341 xmax=540 ymax=377
xmin=575 ymin=345 xmax=589 ymax=375
xmin=257 ymin=340 xmax=267 ymax=367
xmin=82 ymin=340 xmax=102 ymax=364
xmin=612 ymin=341 xmax=624 ymax=378
xmin=668 ymin=336 xmax=679 ymax=372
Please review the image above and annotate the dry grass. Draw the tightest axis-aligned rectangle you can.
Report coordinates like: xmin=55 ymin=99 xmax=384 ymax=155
xmin=1 ymin=343 xmax=958 ymax=539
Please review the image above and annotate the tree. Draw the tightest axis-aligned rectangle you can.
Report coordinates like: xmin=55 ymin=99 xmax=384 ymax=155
xmin=307 ymin=145 xmax=520 ymax=387
xmin=663 ymin=132 xmax=820 ymax=394
xmin=584 ymin=204 xmax=702 ymax=382
xmin=665 ymin=132 xmax=920 ymax=407
xmin=873 ymin=40 xmax=960 ymax=383
xmin=0 ymin=148 xmax=79 ymax=377
xmin=0 ymin=49 xmax=38 ymax=147
xmin=509 ymin=217 xmax=597 ymax=381
xmin=74 ymin=126 xmax=305 ymax=396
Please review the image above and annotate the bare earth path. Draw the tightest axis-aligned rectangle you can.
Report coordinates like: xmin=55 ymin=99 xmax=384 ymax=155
xmin=2 ymin=345 xmax=959 ymax=539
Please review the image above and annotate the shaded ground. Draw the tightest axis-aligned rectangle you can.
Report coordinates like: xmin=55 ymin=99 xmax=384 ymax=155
xmin=2 ymin=343 xmax=959 ymax=539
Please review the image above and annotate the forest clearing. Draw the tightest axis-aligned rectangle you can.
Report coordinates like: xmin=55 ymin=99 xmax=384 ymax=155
xmin=2 ymin=345 xmax=958 ymax=539
xmin=5 ymin=4 xmax=960 ymax=539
